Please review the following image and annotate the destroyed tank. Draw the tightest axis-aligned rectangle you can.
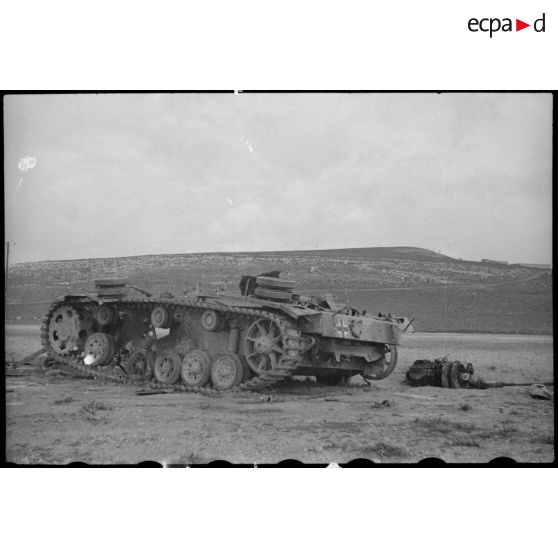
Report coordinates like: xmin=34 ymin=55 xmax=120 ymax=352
xmin=41 ymin=273 xmax=408 ymax=392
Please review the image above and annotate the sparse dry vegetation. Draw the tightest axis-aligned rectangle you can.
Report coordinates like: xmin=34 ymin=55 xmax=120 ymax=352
xmin=366 ymin=442 xmax=409 ymax=459
xmin=78 ymin=400 xmax=113 ymax=422
xmin=412 ymin=415 xmax=526 ymax=451
xmin=53 ymin=396 xmax=74 ymax=405
xmin=5 ymin=248 xmax=552 ymax=333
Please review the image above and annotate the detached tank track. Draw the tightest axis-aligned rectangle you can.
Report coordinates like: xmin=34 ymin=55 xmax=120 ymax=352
xmin=40 ymin=296 xmax=302 ymax=396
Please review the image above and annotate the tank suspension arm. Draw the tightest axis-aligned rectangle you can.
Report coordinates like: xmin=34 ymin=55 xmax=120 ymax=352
xmin=228 ymin=327 xmax=240 ymax=353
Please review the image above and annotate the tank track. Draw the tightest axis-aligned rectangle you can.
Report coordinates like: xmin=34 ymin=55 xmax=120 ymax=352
xmin=40 ymin=296 xmax=303 ymax=396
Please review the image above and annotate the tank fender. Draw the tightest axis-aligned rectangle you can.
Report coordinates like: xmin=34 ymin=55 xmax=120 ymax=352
xmin=330 ymin=343 xmax=385 ymax=363
xmin=57 ymin=294 xmax=98 ymax=304
xmin=276 ymin=305 xmax=322 ymax=320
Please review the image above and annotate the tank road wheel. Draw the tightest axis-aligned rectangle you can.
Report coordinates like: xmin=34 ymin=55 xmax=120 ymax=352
xmin=153 ymin=349 xmax=182 ymax=384
xmin=48 ymin=305 xmax=93 ymax=356
xmin=362 ymin=345 xmax=399 ymax=380
xmin=210 ymin=353 xmax=244 ymax=391
xmin=244 ymin=318 xmax=284 ymax=375
xmin=151 ymin=306 xmax=172 ymax=329
xmin=94 ymin=304 xmax=116 ymax=326
xmin=84 ymin=332 xmax=115 ymax=366
xmin=125 ymin=349 xmax=153 ymax=381
xmin=181 ymin=349 xmax=212 ymax=387
xmin=200 ymin=310 xmax=223 ymax=332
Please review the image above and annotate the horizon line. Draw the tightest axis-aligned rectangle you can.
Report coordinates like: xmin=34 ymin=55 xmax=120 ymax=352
xmin=6 ymin=245 xmax=553 ymax=268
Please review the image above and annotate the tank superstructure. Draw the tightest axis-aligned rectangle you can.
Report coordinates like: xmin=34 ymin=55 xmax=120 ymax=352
xmin=41 ymin=273 xmax=408 ymax=391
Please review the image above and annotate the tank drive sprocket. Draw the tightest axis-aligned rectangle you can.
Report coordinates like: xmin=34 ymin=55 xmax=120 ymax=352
xmin=45 ymin=304 xmax=94 ymax=357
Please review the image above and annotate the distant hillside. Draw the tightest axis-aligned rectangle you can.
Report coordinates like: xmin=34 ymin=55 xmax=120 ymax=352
xmin=6 ymin=246 xmax=552 ymax=334
xmin=231 ymin=246 xmax=457 ymax=263
xmin=12 ymin=246 xmax=456 ymax=267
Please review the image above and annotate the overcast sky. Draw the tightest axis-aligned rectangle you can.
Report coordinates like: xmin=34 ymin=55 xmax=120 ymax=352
xmin=4 ymin=93 xmax=552 ymax=264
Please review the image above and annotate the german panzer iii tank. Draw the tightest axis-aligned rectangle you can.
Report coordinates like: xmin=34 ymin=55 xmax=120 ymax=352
xmin=41 ymin=273 xmax=407 ymax=392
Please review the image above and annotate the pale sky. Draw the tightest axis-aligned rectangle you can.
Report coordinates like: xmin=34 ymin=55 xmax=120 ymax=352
xmin=4 ymin=93 xmax=552 ymax=264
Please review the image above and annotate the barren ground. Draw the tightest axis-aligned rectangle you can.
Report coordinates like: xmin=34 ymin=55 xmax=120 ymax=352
xmin=5 ymin=326 xmax=554 ymax=464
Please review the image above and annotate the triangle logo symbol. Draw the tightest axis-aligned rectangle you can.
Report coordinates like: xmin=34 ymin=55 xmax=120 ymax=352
xmin=516 ymin=19 xmax=530 ymax=31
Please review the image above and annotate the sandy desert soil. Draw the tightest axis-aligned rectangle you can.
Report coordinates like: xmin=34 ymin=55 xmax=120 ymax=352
xmin=5 ymin=326 xmax=554 ymax=464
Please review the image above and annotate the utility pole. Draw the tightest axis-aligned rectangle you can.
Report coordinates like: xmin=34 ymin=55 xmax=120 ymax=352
xmin=5 ymin=241 xmax=9 ymax=293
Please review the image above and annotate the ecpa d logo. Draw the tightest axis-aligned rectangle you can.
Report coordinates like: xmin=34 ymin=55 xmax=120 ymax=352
xmin=468 ymin=13 xmax=546 ymax=37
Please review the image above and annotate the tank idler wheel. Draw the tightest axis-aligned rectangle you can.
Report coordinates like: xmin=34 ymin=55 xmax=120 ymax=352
xmin=385 ymin=345 xmax=398 ymax=377
xmin=126 ymin=349 xmax=153 ymax=381
xmin=181 ymin=349 xmax=212 ymax=387
xmin=95 ymin=304 xmax=116 ymax=326
xmin=244 ymin=318 xmax=284 ymax=375
xmin=84 ymin=332 xmax=115 ymax=366
xmin=200 ymin=309 xmax=223 ymax=332
xmin=151 ymin=306 xmax=172 ymax=329
xmin=153 ymin=349 xmax=182 ymax=384
xmin=210 ymin=353 xmax=244 ymax=391
xmin=362 ymin=345 xmax=399 ymax=380
xmin=255 ymin=276 xmax=295 ymax=290
xmin=254 ymin=287 xmax=293 ymax=302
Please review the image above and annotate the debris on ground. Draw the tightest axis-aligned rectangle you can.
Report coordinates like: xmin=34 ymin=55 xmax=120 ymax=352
xmin=136 ymin=389 xmax=175 ymax=396
xmin=371 ymin=399 xmax=394 ymax=408
xmin=5 ymin=348 xmax=46 ymax=369
xmin=53 ymin=396 xmax=74 ymax=405
xmin=406 ymin=358 xmax=474 ymax=388
xmin=528 ymin=384 xmax=552 ymax=400
xmin=45 ymin=369 xmax=70 ymax=377
xmin=394 ymin=392 xmax=436 ymax=400
xmin=406 ymin=357 xmax=553 ymax=392
xmin=78 ymin=400 xmax=113 ymax=422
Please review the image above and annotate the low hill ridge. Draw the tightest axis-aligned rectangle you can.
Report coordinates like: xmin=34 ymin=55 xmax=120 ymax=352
xmin=14 ymin=246 xmax=456 ymax=266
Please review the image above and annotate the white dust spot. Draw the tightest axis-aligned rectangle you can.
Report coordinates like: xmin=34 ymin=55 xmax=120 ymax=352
xmin=84 ymin=354 xmax=95 ymax=365
xmin=18 ymin=156 xmax=37 ymax=172
xmin=226 ymin=197 xmax=233 ymax=205
xmin=239 ymin=134 xmax=254 ymax=153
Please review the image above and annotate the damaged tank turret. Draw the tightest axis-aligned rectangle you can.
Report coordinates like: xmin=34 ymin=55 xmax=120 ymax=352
xmin=41 ymin=273 xmax=408 ymax=392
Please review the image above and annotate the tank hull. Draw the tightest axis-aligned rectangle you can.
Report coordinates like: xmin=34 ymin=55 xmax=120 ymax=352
xmin=40 ymin=276 xmax=406 ymax=391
